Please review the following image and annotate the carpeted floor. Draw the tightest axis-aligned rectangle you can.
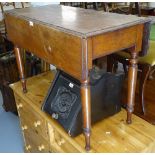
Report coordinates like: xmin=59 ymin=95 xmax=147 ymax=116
xmin=0 ymin=92 xmax=24 ymax=153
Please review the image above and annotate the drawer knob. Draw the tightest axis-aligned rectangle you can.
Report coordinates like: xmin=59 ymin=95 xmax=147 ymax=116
xmin=25 ymin=145 xmax=31 ymax=150
xmin=17 ymin=103 xmax=23 ymax=109
xmin=22 ymin=125 xmax=28 ymax=131
xmin=34 ymin=120 xmax=41 ymax=127
xmin=38 ymin=144 xmax=45 ymax=151
xmin=58 ymin=138 xmax=65 ymax=146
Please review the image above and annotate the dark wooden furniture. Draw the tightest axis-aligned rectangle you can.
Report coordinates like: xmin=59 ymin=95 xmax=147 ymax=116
xmin=106 ymin=3 xmax=155 ymax=122
xmin=107 ymin=23 xmax=155 ymax=119
xmin=0 ymin=3 xmax=26 ymax=56
xmin=111 ymin=2 xmax=155 ymax=17
xmin=0 ymin=2 xmax=25 ymax=38
xmin=0 ymin=51 xmax=42 ymax=113
xmin=61 ymin=2 xmax=110 ymax=12
xmin=111 ymin=3 xmax=141 ymax=16
xmin=0 ymin=52 xmax=19 ymax=112
xmin=5 ymin=5 xmax=150 ymax=151
xmin=132 ymin=6 xmax=155 ymax=16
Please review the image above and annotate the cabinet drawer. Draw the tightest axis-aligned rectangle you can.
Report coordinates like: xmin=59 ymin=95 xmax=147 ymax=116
xmin=15 ymin=94 xmax=49 ymax=140
xmin=23 ymin=128 xmax=50 ymax=153
xmin=15 ymin=99 xmax=50 ymax=152
xmin=48 ymin=123 xmax=80 ymax=153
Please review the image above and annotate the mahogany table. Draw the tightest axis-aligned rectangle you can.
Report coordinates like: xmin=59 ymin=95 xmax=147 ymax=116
xmin=4 ymin=5 xmax=151 ymax=151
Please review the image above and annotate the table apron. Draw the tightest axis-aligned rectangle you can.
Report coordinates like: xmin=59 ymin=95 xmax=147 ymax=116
xmin=5 ymin=14 xmax=144 ymax=80
xmin=92 ymin=24 xmax=144 ymax=59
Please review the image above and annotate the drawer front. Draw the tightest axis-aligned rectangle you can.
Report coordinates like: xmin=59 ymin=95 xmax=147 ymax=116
xmin=23 ymin=128 xmax=50 ymax=153
xmin=48 ymin=123 xmax=81 ymax=153
xmin=15 ymin=95 xmax=80 ymax=153
xmin=15 ymin=94 xmax=49 ymax=140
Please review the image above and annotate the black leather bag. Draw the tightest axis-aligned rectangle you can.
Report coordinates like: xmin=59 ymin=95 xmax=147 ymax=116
xmin=42 ymin=68 xmax=124 ymax=137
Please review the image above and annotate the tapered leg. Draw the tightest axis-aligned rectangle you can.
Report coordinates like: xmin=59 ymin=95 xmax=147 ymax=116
xmin=81 ymin=79 xmax=91 ymax=151
xmin=14 ymin=46 xmax=27 ymax=93
xmin=126 ymin=50 xmax=138 ymax=124
xmin=139 ymin=64 xmax=151 ymax=115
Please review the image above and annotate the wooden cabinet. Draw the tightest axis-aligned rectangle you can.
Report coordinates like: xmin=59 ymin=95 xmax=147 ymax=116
xmin=10 ymin=71 xmax=155 ymax=153
xmin=48 ymin=122 xmax=81 ymax=153
xmin=15 ymin=94 xmax=50 ymax=153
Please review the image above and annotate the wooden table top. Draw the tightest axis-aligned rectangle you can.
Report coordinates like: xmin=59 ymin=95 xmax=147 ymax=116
xmin=5 ymin=5 xmax=150 ymax=37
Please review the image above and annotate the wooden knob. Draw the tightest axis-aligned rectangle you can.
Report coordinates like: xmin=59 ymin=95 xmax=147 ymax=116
xmin=58 ymin=138 xmax=65 ymax=146
xmin=25 ymin=145 xmax=31 ymax=150
xmin=17 ymin=103 xmax=23 ymax=109
xmin=22 ymin=125 xmax=28 ymax=131
xmin=34 ymin=120 xmax=41 ymax=127
xmin=38 ymin=144 xmax=45 ymax=151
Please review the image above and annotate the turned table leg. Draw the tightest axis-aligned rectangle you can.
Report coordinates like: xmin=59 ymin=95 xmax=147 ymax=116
xmin=127 ymin=49 xmax=138 ymax=124
xmin=81 ymin=38 xmax=91 ymax=151
xmin=14 ymin=46 xmax=27 ymax=93
xmin=81 ymin=79 xmax=91 ymax=151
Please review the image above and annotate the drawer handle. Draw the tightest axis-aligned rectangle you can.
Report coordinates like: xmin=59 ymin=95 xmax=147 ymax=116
xmin=34 ymin=120 xmax=41 ymax=127
xmin=38 ymin=144 xmax=45 ymax=151
xmin=22 ymin=125 xmax=28 ymax=131
xmin=44 ymin=45 xmax=53 ymax=54
xmin=58 ymin=139 xmax=65 ymax=146
xmin=17 ymin=103 xmax=23 ymax=109
xmin=25 ymin=145 xmax=31 ymax=150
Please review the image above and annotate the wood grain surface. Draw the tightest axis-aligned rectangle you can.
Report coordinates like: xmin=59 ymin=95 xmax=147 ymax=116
xmin=5 ymin=5 xmax=150 ymax=37
xmin=92 ymin=24 xmax=144 ymax=59
xmin=10 ymin=71 xmax=155 ymax=153
xmin=5 ymin=14 xmax=84 ymax=80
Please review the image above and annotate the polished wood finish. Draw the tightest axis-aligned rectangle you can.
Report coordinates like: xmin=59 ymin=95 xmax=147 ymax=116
xmin=81 ymin=80 xmax=91 ymax=151
xmin=5 ymin=5 xmax=149 ymax=36
xmin=10 ymin=71 xmax=155 ymax=153
xmin=14 ymin=46 xmax=27 ymax=93
xmin=119 ymin=69 xmax=155 ymax=125
xmin=126 ymin=49 xmax=138 ymax=124
xmin=5 ymin=14 xmax=83 ymax=80
xmin=107 ymin=54 xmax=155 ymax=124
xmin=5 ymin=5 xmax=150 ymax=150
xmin=107 ymin=53 xmax=155 ymax=117
xmin=92 ymin=24 xmax=143 ymax=59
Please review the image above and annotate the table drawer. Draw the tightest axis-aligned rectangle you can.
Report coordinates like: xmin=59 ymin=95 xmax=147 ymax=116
xmin=48 ymin=123 xmax=80 ymax=153
xmin=15 ymin=94 xmax=49 ymax=140
xmin=5 ymin=13 xmax=83 ymax=80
